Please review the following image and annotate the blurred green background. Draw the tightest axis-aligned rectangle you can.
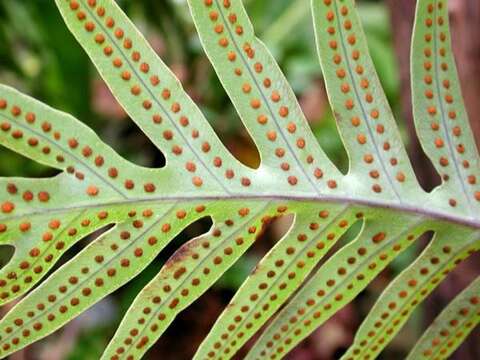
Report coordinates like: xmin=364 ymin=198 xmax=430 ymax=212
xmin=0 ymin=1 xmax=474 ymax=359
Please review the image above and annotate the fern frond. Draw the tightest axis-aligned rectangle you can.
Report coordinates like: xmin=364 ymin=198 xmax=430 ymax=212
xmin=312 ymin=0 xmax=421 ymax=201
xmin=194 ymin=203 xmax=354 ymax=359
xmin=188 ymin=0 xmax=341 ymax=191
xmin=407 ymin=276 xmax=480 ymax=360
xmin=0 ymin=0 xmax=478 ymax=359
xmin=343 ymin=227 xmax=480 ymax=359
xmin=102 ymin=201 xmax=275 ymax=359
xmin=411 ymin=0 xmax=480 ymax=215
xmin=244 ymin=212 xmax=427 ymax=359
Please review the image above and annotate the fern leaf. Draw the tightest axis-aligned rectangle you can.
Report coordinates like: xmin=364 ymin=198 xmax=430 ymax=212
xmin=406 ymin=276 xmax=480 ymax=360
xmin=411 ymin=0 xmax=480 ymax=214
xmin=0 ymin=0 xmax=478 ymax=359
xmin=244 ymin=212 xmax=427 ymax=359
xmin=194 ymin=204 xmax=354 ymax=359
xmin=188 ymin=0 xmax=342 ymax=192
xmin=102 ymin=201 xmax=275 ymax=359
xmin=0 ymin=201 xmax=199 ymax=357
xmin=342 ymin=227 xmax=480 ymax=359
xmin=0 ymin=84 xmax=133 ymax=196
xmin=311 ymin=0 xmax=421 ymax=201
xmin=55 ymin=0 xmax=254 ymax=194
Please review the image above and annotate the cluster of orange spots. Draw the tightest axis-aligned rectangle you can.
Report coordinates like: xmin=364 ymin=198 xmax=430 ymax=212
xmin=112 ymin=204 xmax=268 ymax=358
xmin=421 ymin=1 xmax=478 ymax=206
xmin=0 ymin=206 xmax=119 ymax=303
xmin=0 ymin=206 xmax=177 ymax=353
xmin=323 ymin=0 xmax=403 ymax=195
xmin=420 ymin=294 xmax=479 ymax=358
xmin=66 ymin=0 xmax=244 ymax=189
xmin=0 ymin=97 xmax=163 ymax=195
xmin=203 ymin=0 xmax=338 ymax=190
xmin=1 ymin=185 xmax=55 ymax=220
xmin=344 ymin=242 xmax=479 ymax=359
xmin=203 ymin=209 xmax=360 ymax=359
xmin=0 ymin=100 xmax=73 ymax=164
xmin=255 ymin=227 xmax=424 ymax=360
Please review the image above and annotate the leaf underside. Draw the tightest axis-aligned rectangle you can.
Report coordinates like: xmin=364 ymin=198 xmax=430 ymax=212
xmin=0 ymin=0 xmax=478 ymax=360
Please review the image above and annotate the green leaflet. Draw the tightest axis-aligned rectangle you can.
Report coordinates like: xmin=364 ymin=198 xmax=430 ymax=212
xmin=0 ymin=0 xmax=478 ymax=359
xmin=55 ymin=0 xmax=255 ymax=195
xmin=311 ymin=0 xmax=422 ymax=203
xmin=407 ymin=276 xmax=480 ymax=360
xmin=101 ymin=200 xmax=276 ymax=359
xmin=342 ymin=227 xmax=480 ymax=360
xmin=0 ymin=202 xmax=181 ymax=353
xmin=411 ymin=0 xmax=480 ymax=216
xmin=187 ymin=0 xmax=342 ymax=193
xmin=244 ymin=212 xmax=427 ymax=359
xmin=194 ymin=203 xmax=356 ymax=359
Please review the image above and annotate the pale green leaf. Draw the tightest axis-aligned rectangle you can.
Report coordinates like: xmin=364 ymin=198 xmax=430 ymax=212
xmin=411 ymin=0 xmax=480 ymax=215
xmin=0 ymin=0 xmax=478 ymax=359
xmin=342 ymin=227 xmax=480 ymax=360
xmin=407 ymin=276 xmax=480 ymax=360
xmin=311 ymin=0 xmax=422 ymax=203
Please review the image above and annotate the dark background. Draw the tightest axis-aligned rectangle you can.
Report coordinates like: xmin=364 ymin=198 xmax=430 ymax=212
xmin=0 ymin=0 xmax=478 ymax=359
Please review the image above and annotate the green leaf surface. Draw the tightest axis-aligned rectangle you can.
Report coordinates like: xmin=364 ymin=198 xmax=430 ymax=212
xmin=244 ymin=211 xmax=428 ymax=359
xmin=311 ymin=0 xmax=421 ymax=202
xmin=342 ymin=227 xmax=480 ymax=360
xmin=102 ymin=200 xmax=275 ymax=360
xmin=407 ymin=276 xmax=480 ymax=360
xmin=188 ymin=0 xmax=342 ymax=192
xmin=0 ymin=0 xmax=478 ymax=359
xmin=411 ymin=0 xmax=480 ymax=215
xmin=194 ymin=203 xmax=355 ymax=359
